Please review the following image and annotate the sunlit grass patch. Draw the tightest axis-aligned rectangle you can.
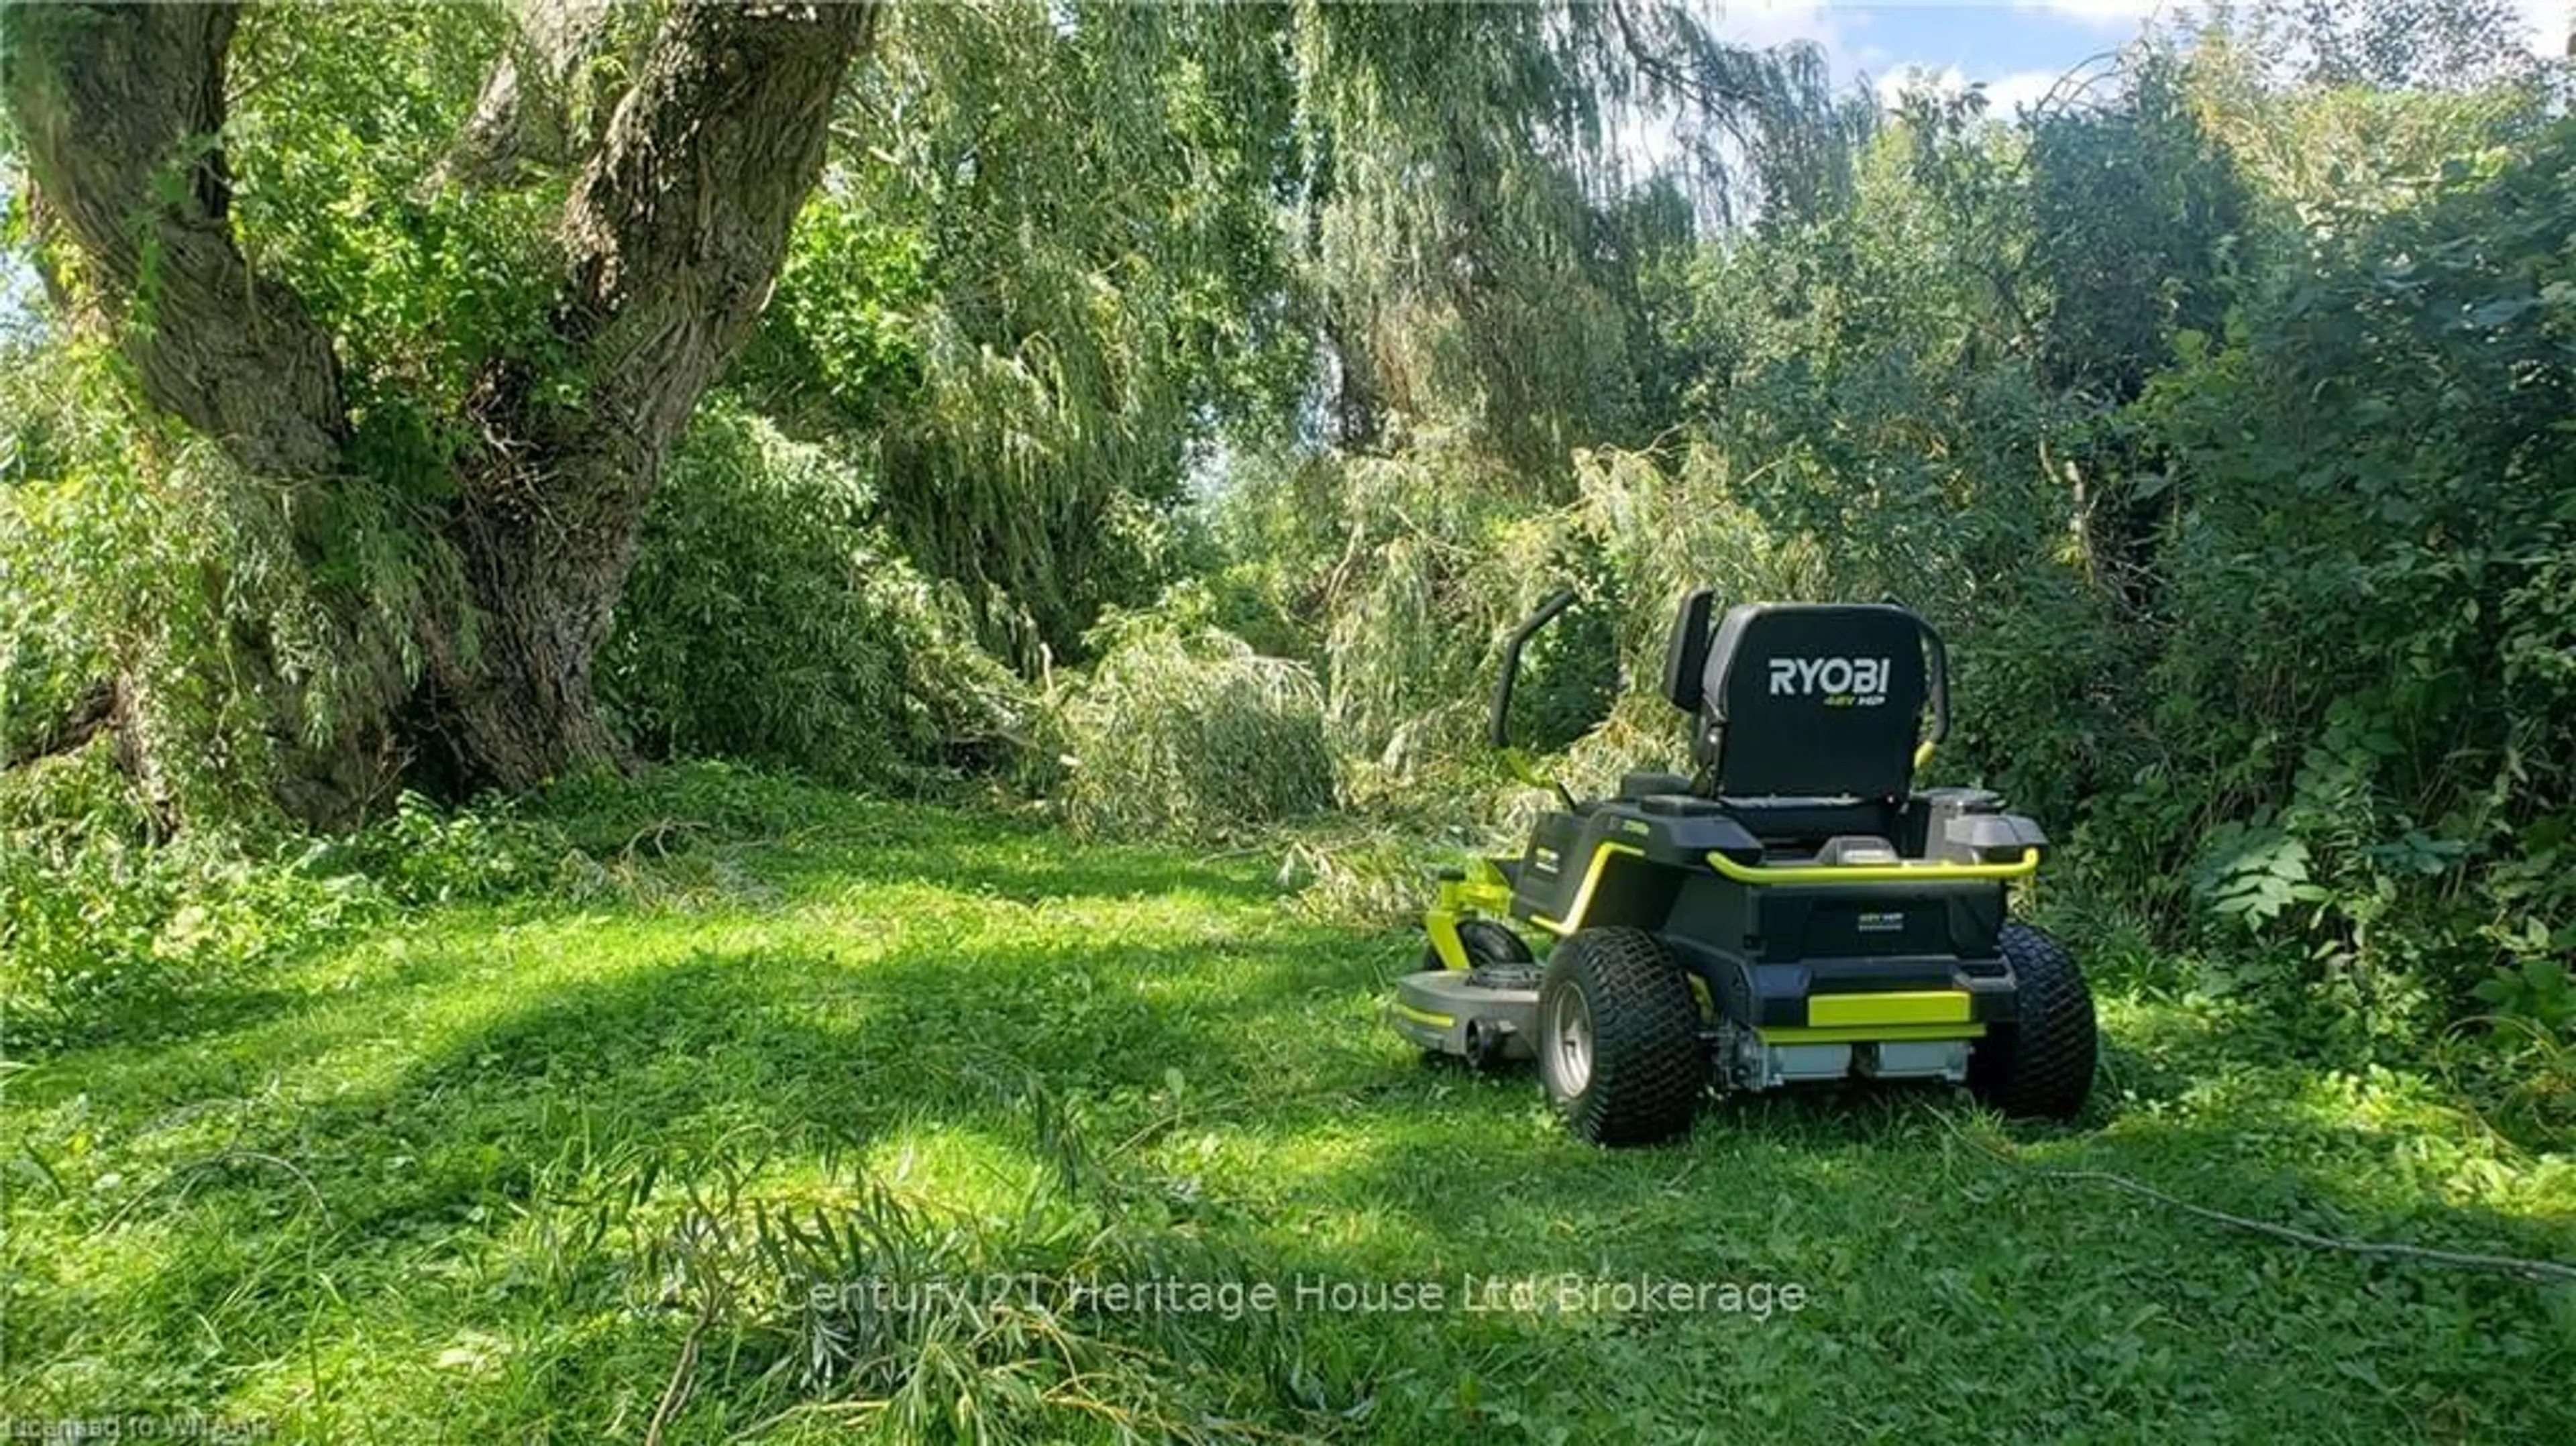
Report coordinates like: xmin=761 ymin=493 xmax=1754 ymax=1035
xmin=5 ymin=778 xmax=2571 ymax=1443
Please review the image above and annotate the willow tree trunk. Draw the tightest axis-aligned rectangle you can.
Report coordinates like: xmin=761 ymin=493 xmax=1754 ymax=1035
xmin=435 ymin=3 xmax=873 ymax=791
xmin=2 ymin=1 xmax=877 ymax=823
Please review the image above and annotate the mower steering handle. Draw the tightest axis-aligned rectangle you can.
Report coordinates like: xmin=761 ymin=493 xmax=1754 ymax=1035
xmin=1917 ymin=614 xmax=1951 ymax=746
xmin=1880 ymin=594 xmax=1951 ymax=746
xmin=1490 ymin=588 xmax=1579 ymax=750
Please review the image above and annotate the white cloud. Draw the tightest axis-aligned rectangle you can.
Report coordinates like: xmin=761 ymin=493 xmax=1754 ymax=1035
xmin=1985 ymin=67 xmax=2076 ymax=113
xmin=2017 ymin=0 xmax=2167 ymax=32
xmin=2519 ymin=0 xmax=2574 ymax=50
xmin=2030 ymin=0 xmax=2571 ymax=50
xmin=1713 ymin=1 xmax=1844 ymax=53
xmin=1873 ymin=62 xmax=2093 ymax=118
xmin=1713 ymin=0 xmax=1880 ymax=78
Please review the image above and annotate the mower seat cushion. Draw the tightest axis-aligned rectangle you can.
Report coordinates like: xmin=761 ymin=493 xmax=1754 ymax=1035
xmin=1700 ymin=603 xmax=1930 ymax=799
xmin=1619 ymin=770 xmax=1694 ymax=799
xmin=1813 ymin=834 xmax=1900 ymax=866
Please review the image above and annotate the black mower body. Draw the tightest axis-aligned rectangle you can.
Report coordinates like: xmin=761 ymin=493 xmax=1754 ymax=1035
xmin=1393 ymin=590 xmax=2096 ymax=1140
xmin=1503 ymin=786 xmax=2039 ymax=1032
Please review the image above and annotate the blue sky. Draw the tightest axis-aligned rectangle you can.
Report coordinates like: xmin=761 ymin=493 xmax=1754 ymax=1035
xmin=1710 ymin=1 xmax=2169 ymax=115
xmin=1714 ymin=0 xmax=2576 ymax=111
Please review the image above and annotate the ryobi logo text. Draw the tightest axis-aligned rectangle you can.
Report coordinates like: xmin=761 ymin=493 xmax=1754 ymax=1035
xmin=1768 ymin=656 xmax=1890 ymax=706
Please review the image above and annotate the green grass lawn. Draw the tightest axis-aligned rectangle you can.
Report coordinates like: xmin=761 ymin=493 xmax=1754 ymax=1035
xmin=6 ymin=776 xmax=2573 ymax=1443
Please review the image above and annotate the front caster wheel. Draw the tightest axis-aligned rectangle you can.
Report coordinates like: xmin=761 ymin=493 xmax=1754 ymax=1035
xmin=1422 ymin=917 xmax=1536 ymax=974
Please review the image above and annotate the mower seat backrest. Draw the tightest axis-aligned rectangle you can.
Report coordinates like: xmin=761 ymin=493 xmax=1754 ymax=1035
xmin=1693 ymin=603 xmax=1930 ymax=799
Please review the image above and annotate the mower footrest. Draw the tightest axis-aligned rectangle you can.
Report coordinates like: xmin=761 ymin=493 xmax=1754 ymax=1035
xmin=1856 ymin=1040 xmax=1972 ymax=1082
xmin=1729 ymin=1033 xmax=1972 ymax=1089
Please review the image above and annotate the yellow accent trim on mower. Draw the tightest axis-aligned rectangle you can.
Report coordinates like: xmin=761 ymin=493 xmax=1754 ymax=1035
xmin=1392 ymin=1001 xmax=1456 ymax=1029
xmin=1705 ymin=848 xmax=2038 ymax=886
xmin=1758 ymin=1021 xmax=1988 ymax=1044
xmin=1424 ymin=908 xmax=1470 ymax=971
xmin=1426 ymin=860 xmax=1517 ymax=970
xmin=1532 ymin=842 xmax=1646 ymax=936
xmin=1808 ymin=989 xmax=1974 ymax=1028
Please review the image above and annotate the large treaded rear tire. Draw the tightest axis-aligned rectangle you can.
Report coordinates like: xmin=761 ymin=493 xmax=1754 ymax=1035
xmin=1537 ymin=928 xmax=1708 ymax=1146
xmin=1968 ymin=922 xmax=2097 ymax=1119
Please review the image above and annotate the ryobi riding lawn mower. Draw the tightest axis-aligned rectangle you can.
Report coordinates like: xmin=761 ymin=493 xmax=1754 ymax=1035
xmin=1390 ymin=589 xmax=2096 ymax=1145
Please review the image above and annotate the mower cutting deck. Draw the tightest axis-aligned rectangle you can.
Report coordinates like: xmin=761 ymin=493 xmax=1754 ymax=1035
xmin=1390 ymin=589 xmax=2096 ymax=1146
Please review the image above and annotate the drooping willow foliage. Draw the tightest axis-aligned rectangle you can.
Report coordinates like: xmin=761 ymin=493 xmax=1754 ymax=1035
xmin=1292 ymin=1 xmax=1862 ymax=472
xmin=743 ymin=3 xmax=1310 ymax=665
xmin=743 ymin=1 xmax=1852 ymax=663
xmin=5 ymin=0 xmax=1842 ymax=828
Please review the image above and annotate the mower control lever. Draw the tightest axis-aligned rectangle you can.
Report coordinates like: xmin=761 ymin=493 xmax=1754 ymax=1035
xmin=1489 ymin=588 xmax=1579 ymax=750
xmin=1881 ymin=594 xmax=1951 ymax=748
xmin=1918 ymin=614 xmax=1952 ymax=746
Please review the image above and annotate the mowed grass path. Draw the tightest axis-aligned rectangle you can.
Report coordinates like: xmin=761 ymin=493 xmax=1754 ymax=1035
xmin=6 ymin=781 xmax=2573 ymax=1443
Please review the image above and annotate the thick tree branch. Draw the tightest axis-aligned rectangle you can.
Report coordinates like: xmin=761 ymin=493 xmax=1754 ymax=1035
xmin=556 ymin=0 xmax=879 ymax=457
xmin=3 ymin=0 xmax=881 ymax=810
xmin=463 ymin=0 xmax=876 ymax=512
xmin=0 ymin=1 xmax=348 ymax=479
xmin=437 ymin=0 xmax=621 ymax=189
xmin=433 ymin=1 xmax=878 ymax=790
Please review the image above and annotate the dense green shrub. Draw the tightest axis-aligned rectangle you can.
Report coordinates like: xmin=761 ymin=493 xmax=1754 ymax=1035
xmin=0 ymin=742 xmax=371 ymax=1048
xmin=1644 ymin=58 xmax=2575 ymax=1060
xmin=0 ymin=341 xmax=429 ymax=827
xmin=0 ymin=761 xmax=828 ymax=1048
xmin=2124 ymin=116 xmax=2576 ymax=1039
xmin=1050 ymin=606 xmax=1334 ymax=841
xmin=598 ymin=406 xmax=1025 ymax=789
xmin=1168 ymin=38 xmax=2573 ymax=1080
xmin=0 ymin=747 xmax=583 ymax=1051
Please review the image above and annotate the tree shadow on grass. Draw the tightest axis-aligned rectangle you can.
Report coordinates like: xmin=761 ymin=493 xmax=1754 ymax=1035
xmin=22 ymin=810 xmax=1305 ymax=1067
xmin=745 ymin=834 xmax=1297 ymax=910
xmin=175 ymin=924 xmax=1380 ymax=1242
xmin=29 ymin=901 xmax=2576 ymax=1443
xmin=7 ymin=922 xmax=1388 ymax=1410
xmin=10 ymin=976 xmax=313 ymax=1058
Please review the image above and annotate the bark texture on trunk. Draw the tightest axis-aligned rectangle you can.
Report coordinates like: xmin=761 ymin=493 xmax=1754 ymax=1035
xmin=2 ymin=0 xmax=878 ymax=819
xmin=3 ymin=3 xmax=403 ymax=824
xmin=440 ymin=0 xmax=878 ymax=790
xmin=1 ymin=5 xmax=347 ymax=478
xmin=436 ymin=0 xmax=619 ymax=188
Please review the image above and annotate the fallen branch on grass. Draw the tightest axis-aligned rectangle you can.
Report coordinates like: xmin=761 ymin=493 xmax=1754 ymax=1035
xmin=643 ymin=1312 xmax=707 ymax=1446
xmin=1929 ymin=1103 xmax=2576 ymax=1286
